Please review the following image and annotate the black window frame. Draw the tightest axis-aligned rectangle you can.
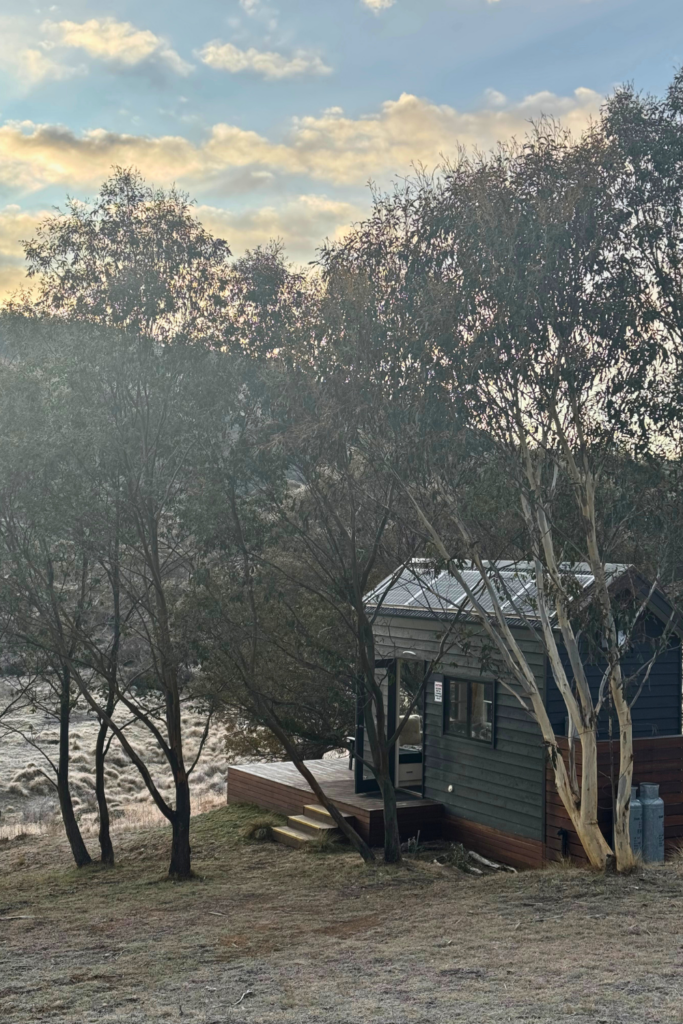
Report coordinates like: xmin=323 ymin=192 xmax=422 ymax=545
xmin=443 ymin=676 xmax=496 ymax=747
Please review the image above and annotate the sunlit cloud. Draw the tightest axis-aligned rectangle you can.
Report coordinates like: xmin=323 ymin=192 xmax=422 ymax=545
xmin=196 ymin=194 xmax=364 ymax=262
xmin=0 ymin=16 xmax=84 ymax=88
xmin=43 ymin=17 xmax=193 ymax=76
xmin=16 ymin=47 xmax=85 ymax=86
xmin=199 ymin=40 xmax=331 ymax=79
xmin=0 ymin=88 xmax=603 ymax=195
xmin=362 ymin=0 xmax=396 ymax=11
xmin=0 ymin=204 xmax=48 ymax=300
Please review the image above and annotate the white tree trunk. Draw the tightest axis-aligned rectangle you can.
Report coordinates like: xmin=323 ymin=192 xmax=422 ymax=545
xmin=609 ymin=668 xmax=636 ymax=870
xmin=403 ymin=493 xmax=612 ymax=869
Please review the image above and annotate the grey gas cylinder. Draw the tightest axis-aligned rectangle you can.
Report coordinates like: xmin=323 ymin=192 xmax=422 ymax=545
xmin=640 ymin=782 xmax=665 ymax=863
xmin=629 ymin=786 xmax=642 ymax=856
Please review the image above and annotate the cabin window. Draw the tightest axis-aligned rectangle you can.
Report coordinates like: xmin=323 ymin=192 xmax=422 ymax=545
xmin=444 ymin=678 xmax=494 ymax=744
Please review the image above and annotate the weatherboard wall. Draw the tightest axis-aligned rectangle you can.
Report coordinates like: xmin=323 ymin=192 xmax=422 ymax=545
xmin=545 ymin=620 xmax=682 ymax=739
xmin=373 ymin=613 xmax=547 ymax=842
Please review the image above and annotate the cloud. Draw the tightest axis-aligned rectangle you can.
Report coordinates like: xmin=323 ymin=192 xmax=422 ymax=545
xmin=0 ymin=88 xmax=603 ymax=195
xmin=198 ymin=40 xmax=331 ymax=79
xmin=43 ymin=17 xmax=193 ymax=76
xmin=15 ymin=47 xmax=85 ymax=86
xmin=237 ymin=0 xmax=279 ymax=28
xmin=196 ymin=194 xmax=364 ymax=262
xmin=0 ymin=204 xmax=48 ymax=300
xmin=362 ymin=0 xmax=396 ymax=10
xmin=0 ymin=16 xmax=83 ymax=87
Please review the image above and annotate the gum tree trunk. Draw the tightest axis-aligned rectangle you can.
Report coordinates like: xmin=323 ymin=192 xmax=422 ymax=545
xmin=574 ymin=727 xmax=614 ymax=868
xmin=58 ymin=666 xmax=92 ymax=868
xmin=609 ymin=667 xmax=635 ymax=871
xmin=94 ymin=714 xmax=115 ymax=866
xmin=258 ymin=704 xmax=376 ymax=862
xmin=543 ymin=723 xmax=612 ymax=868
xmin=362 ymin=680 xmax=402 ymax=865
xmin=376 ymin=767 xmax=401 ymax=864
xmin=561 ymin=446 xmax=635 ymax=871
xmin=168 ymin=773 xmax=192 ymax=880
xmin=357 ymin=613 xmax=403 ymax=864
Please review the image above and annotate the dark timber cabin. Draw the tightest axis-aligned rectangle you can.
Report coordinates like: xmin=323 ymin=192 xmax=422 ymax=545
xmin=226 ymin=560 xmax=683 ymax=866
xmin=364 ymin=560 xmax=683 ymax=867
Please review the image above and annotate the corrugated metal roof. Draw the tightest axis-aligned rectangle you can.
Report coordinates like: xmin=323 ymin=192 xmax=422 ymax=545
xmin=365 ymin=560 xmax=631 ymax=625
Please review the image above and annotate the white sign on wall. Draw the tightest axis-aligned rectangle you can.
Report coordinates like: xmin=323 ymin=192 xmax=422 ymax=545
xmin=434 ymin=680 xmax=443 ymax=703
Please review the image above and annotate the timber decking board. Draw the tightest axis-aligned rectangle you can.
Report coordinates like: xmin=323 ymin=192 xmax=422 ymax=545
xmin=227 ymin=759 xmax=443 ymax=844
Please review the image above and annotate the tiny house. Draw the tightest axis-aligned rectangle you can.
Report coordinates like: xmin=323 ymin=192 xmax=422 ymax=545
xmin=362 ymin=561 xmax=683 ymax=867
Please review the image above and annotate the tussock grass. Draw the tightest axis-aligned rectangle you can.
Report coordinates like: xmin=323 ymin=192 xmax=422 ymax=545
xmin=241 ymin=813 xmax=283 ymax=842
xmin=302 ymin=829 xmax=345 ymax=854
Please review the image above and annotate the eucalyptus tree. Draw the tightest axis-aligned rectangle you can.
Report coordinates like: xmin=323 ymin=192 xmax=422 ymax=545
xmin=322 ymin=114 xmax=680 ymax=871
xmin=183 ymin=249 xmax=451 ymax=863
xmin=61 ymin=325 xmax=224 ymax=879
xmin=2 ymin=167 xmax=241 ymax=875
xmin=0 ymin=315 xmax=229 ymax=878
xmin=180 ymin=266 xmax=382 ymax=860
xmin=602 ymin=67 xmax=683 ymax=436
xmin=19 ymin=167 xmax=232 ymax=346
xmin=0 ymin=316 xmax=101 ymax=866
xmin=253 ymin=272 xmax=465 ymax=864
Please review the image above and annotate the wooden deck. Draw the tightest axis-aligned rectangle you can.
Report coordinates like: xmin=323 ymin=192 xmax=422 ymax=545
xmin=227 ymin=759 xmax=443 ymax=846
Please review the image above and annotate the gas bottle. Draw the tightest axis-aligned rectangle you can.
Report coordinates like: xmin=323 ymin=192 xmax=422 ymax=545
xmin=640 ymin=782 xmax=665 ymax=863
xmin=629 ymin=785 xmax=642 ymax=857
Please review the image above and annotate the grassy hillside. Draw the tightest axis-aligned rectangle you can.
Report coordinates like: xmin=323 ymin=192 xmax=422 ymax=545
xmin=2 ymin=804 xmax=683 ymax=1023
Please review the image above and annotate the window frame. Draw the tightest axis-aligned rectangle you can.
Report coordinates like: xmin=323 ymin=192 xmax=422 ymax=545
xmin=442 ymin=676 xmax=496 ymax=747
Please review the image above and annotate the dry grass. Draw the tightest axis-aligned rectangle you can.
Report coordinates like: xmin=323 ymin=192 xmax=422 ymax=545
xmin=0 ymin=678 xmax=239 ymax=842
xmin=241 ymin=814 xmax=283 ymax=842
xmin=2 ymin=804 xmax=683 ymax=1024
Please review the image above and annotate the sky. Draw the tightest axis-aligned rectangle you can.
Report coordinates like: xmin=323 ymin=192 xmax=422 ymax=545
xmin=0 ymin=0 xmax=680 ymax=296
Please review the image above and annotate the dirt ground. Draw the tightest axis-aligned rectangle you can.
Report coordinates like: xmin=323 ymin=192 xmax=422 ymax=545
xmin=1 ymin=806 xmax=683 ymax=1024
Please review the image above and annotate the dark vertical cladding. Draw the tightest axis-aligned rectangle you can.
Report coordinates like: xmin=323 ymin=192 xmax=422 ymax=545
xmin=546 ymin=616 xmax=682 ymax=740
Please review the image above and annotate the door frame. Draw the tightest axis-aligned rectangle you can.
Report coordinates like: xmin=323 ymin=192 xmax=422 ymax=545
xmin=354 ymin=659 xmax=397 ymax=794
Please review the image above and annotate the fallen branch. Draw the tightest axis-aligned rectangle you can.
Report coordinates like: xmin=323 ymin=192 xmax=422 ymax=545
xmin=468 ymin=850 xmax=518 ymax=874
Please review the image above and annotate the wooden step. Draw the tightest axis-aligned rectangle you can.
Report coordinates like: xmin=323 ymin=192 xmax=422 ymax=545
xmin=272 ymin=825 xmax=314 ymax=849
xmin=303 ymin=804 xmax=354 ymax=825
xmin=288 ymin=814 xmax=338 ymax=838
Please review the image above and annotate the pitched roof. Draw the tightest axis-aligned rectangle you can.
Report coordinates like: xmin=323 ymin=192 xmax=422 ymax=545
xmin=364 ymin=560 xmax=679 ymax=632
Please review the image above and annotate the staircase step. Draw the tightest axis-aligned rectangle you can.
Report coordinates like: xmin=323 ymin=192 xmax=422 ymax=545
xmin=303 ymin=804 xmax=354 ymax=825
xmin=272 ymin=825 xmax=314 ymax=849
xmin=288 ymin=814 xmax=339 ymax=838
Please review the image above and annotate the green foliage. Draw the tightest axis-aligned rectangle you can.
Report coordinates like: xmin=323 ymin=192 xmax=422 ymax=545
xmin=19 ymin=168 xmax=231 ymax=345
